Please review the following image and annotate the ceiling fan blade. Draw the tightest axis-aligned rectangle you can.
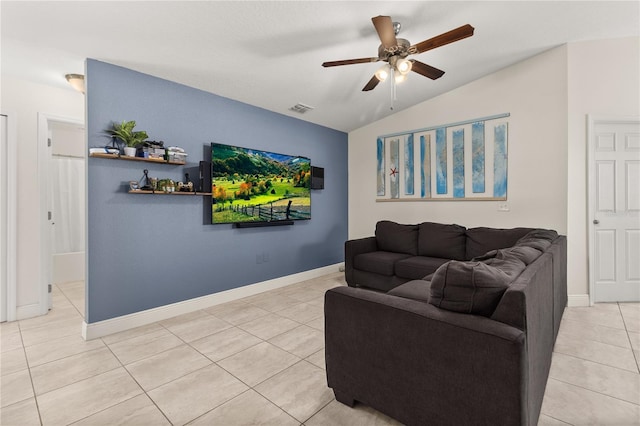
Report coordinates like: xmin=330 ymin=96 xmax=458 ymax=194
xmin=410 ymin=24 xmax=474 ymax=54
xmin=410 ymin=60 xmax=445 ymax=80
xmin=322 ymin=57 xmax=380 ymax=67
xmin=372 ymin=15 xmax=397 ymax=50
xmin=362 ymin=75 xmax=381 ymax=91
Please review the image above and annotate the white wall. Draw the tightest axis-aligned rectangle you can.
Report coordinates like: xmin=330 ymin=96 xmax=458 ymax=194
xmin=567 ymin=37 xmax=640 ymax=298
xmin=349 ymin=46 xmax=568 ymax=237
xmin=1 ymin=75 xmax=84 ymax=318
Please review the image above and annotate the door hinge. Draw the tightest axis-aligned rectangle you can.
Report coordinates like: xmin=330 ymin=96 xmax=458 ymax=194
xmin=48 ymin=211 xmax=52 ymax=220
xmin=48 ymin=284 xmax=52 ymax=293
xmin=48 ymin=138 xmax=52 ymax=147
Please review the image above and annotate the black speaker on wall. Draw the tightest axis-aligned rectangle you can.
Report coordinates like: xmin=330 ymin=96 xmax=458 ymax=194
xmin=311 ymin=166 xmax=324 ymax=190
xmin=184 ymin=161 xmax=212 ymax=193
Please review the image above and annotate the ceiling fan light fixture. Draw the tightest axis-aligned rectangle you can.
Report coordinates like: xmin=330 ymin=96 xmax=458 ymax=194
xmin=394 ymin=73 xmax=407 ymax=84
xmin=396 ymin=58 xmax=412 ymax=75
xmin=375 ymin=65 xmax=390 ymax=82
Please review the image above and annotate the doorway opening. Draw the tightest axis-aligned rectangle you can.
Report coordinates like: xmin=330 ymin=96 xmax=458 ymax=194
xmin=38 ymin=114 xmax=85 ymax=319
xmin=50 ymin=121 xmax=86 ymax=316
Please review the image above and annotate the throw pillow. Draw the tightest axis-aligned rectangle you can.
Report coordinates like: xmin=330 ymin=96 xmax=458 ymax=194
xmin=515 ymin=229 xmax=558 ymax=252
xmin=429 ymin=260 xmax=514 ymax=317
xmin=507 ymin=246 xmax=542 ymax=265
xmin=375 ymin=220 xmax=419 ymax=255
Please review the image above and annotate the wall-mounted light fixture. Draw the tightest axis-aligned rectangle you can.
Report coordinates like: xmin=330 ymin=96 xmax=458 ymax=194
xmin=65 ymin=74 xmax=85 ymax=93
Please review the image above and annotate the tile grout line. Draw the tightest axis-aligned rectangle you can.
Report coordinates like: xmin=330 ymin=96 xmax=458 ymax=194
xmin=15 ymin=323 xmax=44 ymax=426
xmin=132 ymin=317 xmax=297 ymax=424
xmin=56 ymin=283 xmax=85 ymax=320
xmin=617 ymin=302 xmax=640 ymax=374
xmin=558 ymin=323 xmax=637 ymax=350
xmin=552 ymin=347 xmax=640 ymax=375
xmin=168 ymin=310 xmax=329 ymax=424
xmin=547 ymin=375 xmax=640 ymax=408
xmin=248 ymin=358 xmax=333 ymax=425
xmin=94 ymin=300 xmax=311 ymax=387
xmin=98 ymin=338 xmax=174 ymax=426
xmin=27 ymin=347 xmax=122 ymax=399
xmin=538 ymin=410 xmax=574 ymax=426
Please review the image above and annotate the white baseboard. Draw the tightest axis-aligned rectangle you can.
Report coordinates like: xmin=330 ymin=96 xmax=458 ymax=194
xmin=567 ymin=294 xmax=590 ymax=307
xmin=83 ymin=263 xmax=342 ymax=340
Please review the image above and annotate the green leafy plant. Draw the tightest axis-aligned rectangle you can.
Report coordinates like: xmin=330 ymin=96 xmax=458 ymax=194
xmin=107 ymin=120 xmax=149 ymax=147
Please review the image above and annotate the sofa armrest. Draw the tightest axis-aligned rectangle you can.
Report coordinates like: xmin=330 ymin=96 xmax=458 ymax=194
xmin=324 ymin=286 xmax=526 ymax=426
xmin=344 ymin=236 xmax=377 ymax=286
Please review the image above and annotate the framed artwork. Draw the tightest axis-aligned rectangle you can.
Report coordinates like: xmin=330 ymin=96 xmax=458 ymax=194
xmin=376 ymin=113 xmax=509 ymax=201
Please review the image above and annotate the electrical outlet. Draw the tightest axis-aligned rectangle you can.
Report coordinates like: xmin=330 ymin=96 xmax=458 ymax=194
xmin=498 ymin=203 xmax=510 ymax=212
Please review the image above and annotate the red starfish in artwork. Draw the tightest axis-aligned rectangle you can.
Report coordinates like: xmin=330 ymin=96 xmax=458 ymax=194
xmin=390 ymin=167 xmax=398 ymax=177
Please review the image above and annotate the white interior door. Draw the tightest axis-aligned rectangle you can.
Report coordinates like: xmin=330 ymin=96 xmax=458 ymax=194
xmin=589 ymin=116 xmax=640 ymax=303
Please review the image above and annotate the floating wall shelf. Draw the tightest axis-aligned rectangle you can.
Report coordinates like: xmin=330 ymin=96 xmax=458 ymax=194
xmin=89 ymin=152 xmax=186 ymax=165
xmin=128 ymin=190 xmax=212 ymax=196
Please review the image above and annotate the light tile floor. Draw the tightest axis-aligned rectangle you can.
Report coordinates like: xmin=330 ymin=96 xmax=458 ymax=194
xmin=1 ymin=274 xmax=639 ymax=425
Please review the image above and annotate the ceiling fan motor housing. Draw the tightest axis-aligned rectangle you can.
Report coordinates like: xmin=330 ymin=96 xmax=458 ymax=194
xmin=378 ymin=38 xmax=412 ymax=61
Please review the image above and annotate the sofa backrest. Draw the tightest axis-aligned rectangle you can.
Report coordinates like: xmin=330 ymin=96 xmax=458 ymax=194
xmin=418 ymin=222 xmax=467 ymax=260
xmin=374 ymin=220 xmax=554 ymax=263
xmin=375 ymin=221 xmax=418 ymax=255
xmin=465 ymin=227 xmax=534 ymax=260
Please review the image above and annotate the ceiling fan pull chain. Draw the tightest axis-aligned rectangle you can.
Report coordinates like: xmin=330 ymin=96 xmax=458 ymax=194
xmin=390 ymin=68 xmax=395 ymax=110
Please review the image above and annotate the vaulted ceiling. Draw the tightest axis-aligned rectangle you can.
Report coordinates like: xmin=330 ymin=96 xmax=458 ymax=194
xmin=2 ymin=1 xmax=638 ymax=132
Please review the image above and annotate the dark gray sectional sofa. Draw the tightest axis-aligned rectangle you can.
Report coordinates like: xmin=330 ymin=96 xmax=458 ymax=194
xmin=326 ymin=221 xmax=567 ymax=426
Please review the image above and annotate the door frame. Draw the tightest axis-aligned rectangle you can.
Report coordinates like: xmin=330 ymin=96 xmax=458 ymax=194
xmin=1 ymin=111 xmax=18 ymax=322
xmin=587 ymin=114 xmax=640 ymax=305
xmin=38 ymin=113 xmax=84 ymax=316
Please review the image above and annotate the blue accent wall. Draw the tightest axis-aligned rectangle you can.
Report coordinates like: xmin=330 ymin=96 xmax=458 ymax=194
xmin=86 ymin=59 xmax=348 ymax=323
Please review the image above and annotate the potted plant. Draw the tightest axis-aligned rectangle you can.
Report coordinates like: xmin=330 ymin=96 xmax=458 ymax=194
xmin=107 ymin=120 xmax=149 ymax=157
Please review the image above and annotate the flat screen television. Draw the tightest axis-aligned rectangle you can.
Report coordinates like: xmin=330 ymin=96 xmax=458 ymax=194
xmin=211 ymin=142 xmax=311 ymax=224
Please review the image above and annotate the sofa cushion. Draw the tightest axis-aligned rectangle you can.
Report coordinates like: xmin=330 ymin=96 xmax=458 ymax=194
xmin=417 ymin=222 xmax=467 ymax=260
xmin=375 ymin=221 xmax=419 ymax=255
xmin=465 ymin=227 xmax=533 ymax=260
xmin=429 ymin=257 xmax=525 ymax=316
xmin=394 ymin=256 xmax=451 ymax=280
xmin=388 ymin=279 xmax=431 ymax=303
xmin=354 ymin=251 xmax=412 ymax=276
xmin=473 ymin=246 xmax=542 ymax=266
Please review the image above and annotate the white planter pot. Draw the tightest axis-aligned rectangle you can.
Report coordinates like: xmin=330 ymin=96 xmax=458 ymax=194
xmin=123 ymin=147 xmax=137 ymax=157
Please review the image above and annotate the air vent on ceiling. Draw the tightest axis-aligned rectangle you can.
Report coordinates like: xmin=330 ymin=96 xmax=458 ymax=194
xmin=289 ymin=103 xmax=314 ymax=114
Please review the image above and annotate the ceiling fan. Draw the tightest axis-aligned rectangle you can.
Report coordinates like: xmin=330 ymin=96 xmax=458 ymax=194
xmin=322 ymin=16 xmax=475 ymax=92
